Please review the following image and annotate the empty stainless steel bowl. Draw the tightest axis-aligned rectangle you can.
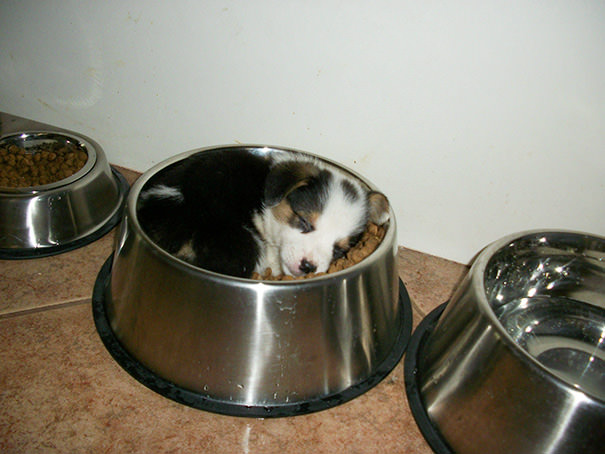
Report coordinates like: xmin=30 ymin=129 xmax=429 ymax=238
xmin=407 ymin=231 xmax=605 ymax=454
xmin=0 ymin=130 xmax=128 ymax=258
xmin=93 ymin=145 xmax=411 ymax=417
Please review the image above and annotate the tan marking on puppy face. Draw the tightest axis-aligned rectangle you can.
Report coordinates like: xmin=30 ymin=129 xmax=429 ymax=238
xmin=306 ymin=211 xmax=320 ymax=226
xmin=271 ymin=199 xmax=320 ymax=232
xmin=271 ymin=200 xmax=295 ymax=225
xmin=335 ymin=238 xmax=351 ymax=251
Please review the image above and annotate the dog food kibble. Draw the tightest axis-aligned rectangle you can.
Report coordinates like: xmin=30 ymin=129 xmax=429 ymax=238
xmin=0 ymin=142 xmax=88 ymax=188
xmin=251 ymin=222 xmax=386 ymax=281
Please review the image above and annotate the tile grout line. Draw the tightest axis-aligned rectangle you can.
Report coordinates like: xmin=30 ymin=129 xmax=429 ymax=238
xmin=0 ymin=298 xmax=91 ymax=321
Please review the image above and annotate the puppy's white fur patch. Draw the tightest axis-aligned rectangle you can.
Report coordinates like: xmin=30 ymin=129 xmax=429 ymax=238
xmin=175 ymin=240 xmax=197 ymax=261
xmin=140 ymin=184 xmax=184 ymax=202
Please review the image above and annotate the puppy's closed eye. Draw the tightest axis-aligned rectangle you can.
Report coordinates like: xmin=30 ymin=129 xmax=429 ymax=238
xmin=295 ymin=213 xmax=314 ymax=233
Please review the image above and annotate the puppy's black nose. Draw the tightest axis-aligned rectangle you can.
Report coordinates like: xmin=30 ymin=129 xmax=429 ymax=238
xmin=299 ymin=259 xmax=317 ymax=274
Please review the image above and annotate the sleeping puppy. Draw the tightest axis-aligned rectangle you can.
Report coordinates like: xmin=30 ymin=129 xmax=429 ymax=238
xmin=137 ymin=149 xmax=389 ymax=278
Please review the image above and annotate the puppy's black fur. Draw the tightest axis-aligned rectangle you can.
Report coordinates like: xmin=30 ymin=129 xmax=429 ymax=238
xmin=137 ymin=149 xmax=270 ymax=277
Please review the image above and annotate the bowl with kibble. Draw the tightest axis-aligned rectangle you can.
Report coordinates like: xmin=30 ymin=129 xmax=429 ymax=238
xmin=0 ymin=131 xmax=128 ymax=258
xmin=93 ymin=145 xmax=412 ymax=418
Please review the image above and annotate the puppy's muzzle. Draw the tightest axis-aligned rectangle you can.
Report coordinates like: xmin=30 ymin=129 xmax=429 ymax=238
xmin=299 ymin=258 xmax=317 ymax=275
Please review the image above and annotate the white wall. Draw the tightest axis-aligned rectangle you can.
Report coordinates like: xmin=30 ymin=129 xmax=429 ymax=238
xmin=1 ymin=0 xmax=604 ymax=263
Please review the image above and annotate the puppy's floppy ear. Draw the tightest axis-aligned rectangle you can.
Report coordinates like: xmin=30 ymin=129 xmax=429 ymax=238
xmin=367 ymin=191 xmax=390 ymax=225
xmin=264 ymin=161 xmax=320 ymax=207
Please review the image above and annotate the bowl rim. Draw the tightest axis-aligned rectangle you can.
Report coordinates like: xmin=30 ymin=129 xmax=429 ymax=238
xmin=123 ymin=144 xmax=397 ymax=286
xmin=0 ymin=130 xmax=98 ymax=193
xmin=472 ymin=228 xmax=605 ymax=402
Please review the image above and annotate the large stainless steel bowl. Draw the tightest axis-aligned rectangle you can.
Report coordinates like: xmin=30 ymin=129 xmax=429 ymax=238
xmin=93 ymin=145 xmax=411 ymax=417
xmin=409 ymin=231 xmax=605 ymax=454
xmin=0 ymin=130 xmax=128 ymax=258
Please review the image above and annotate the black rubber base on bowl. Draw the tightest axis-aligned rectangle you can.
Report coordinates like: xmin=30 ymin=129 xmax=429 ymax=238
xmin=92 ymin=255 xmax=413 ymax=418
xmin=0 ymin=167 xmax=130 ymax=260
xmin=404 ymin=303 xmax=454 ymax=454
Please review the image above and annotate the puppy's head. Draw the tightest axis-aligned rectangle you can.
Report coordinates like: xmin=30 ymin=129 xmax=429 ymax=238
xmin=263 ymin=159 xmax=389 ymax=276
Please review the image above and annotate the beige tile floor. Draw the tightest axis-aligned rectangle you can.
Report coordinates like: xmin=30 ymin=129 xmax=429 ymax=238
xmin=0 ymin=167 xmax=468 ymax=453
